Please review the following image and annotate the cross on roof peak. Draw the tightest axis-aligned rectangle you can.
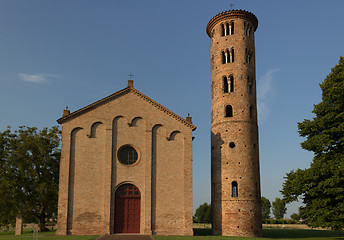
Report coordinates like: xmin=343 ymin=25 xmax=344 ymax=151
xmin=128 ymin=73 xmax=134 ymax=80
xmin=229 ymin=3 xmax=234 ymax=10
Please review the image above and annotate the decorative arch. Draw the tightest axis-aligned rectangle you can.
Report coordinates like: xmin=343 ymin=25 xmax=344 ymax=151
xmin=129 ymin=117 xmax=145 ymax=127
xmin=114 ymin=181 xmax=140 ymax=195
xmin=168 ymin=131 xmax=184 ymax=141
xmin=67 ymin=127 xmax=83 ymax=234
xmin=89 ymin=121 xmax=103 ymax=138
xmin=151 ymin=124 xmax=166 ymax=234
xmin=110 ymin=116 xmax=124 ymax=233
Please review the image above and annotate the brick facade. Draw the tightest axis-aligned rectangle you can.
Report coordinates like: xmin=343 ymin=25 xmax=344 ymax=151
xmin=207 ymin=10 xmax=263 ymax=237
xmin=56 ymin=82 xmax=195 ymax=236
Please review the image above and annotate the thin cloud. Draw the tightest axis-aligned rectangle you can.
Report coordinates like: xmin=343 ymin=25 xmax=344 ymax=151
xmin=257 ymin=68 xmax=279 ymax=123
xmin=18 ymin=73 xmax=58 ymax=83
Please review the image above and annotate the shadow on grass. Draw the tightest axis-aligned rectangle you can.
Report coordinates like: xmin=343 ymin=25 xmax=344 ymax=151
xmin=262 ymin=228 xmax=344 ymax=239
xmin=194 ymin=228 xmax=344 ymax=239
xmin=194 ymin=228 xmax=212 ymax=236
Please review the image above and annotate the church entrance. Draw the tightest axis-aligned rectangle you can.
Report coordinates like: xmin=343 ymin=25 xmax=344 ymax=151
xmin=114 ymin=184 xmax=141 ymax=233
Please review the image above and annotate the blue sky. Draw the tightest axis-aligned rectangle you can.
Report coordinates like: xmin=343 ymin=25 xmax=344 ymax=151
xmin=1 ymin=0 xmax=343 ymax=218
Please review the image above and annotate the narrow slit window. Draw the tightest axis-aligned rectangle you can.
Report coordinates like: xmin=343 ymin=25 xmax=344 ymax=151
xmin=229 ymin=75 xmax=234 ymax=92
xmin=226 ymin=22 xmax=230 ymax=36
xmin=221 ymin=24 xmax=225 ymax=36
xmin=222 ymin=51 xmax=226 ymax=64
xmin=247 ymin=77 xmax=252 ymax=94
xmin=226 ymin=49 xmax=231 ymax=63
xmin=246 ymin=49 xmax=252 ymax=64
xmin=230 ymin=21 xmax=234 ymax=35
xmin=223 ymin=76 xmax=229 ymax=93
xmin=244 ymin=22 xmax=252 ymax=36
xmin=231 ymin=48 xmax=235 ymax=62
xmin=232 ymin=181 xmax=238 ymax=197
xmin=225 ymin=105 xmax=233 ymax=117
xmin=250 ymin=105 xmax=253 ymax=118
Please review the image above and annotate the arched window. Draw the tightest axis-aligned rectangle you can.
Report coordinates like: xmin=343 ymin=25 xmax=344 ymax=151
xmin=226 ymin=22 xmax=230 ymax=36
xmin=230 ymin=21 xmax=234 ymax=35
xmin=222 ymin=23 xmax=231 ymax=36
xmin=225 ymin=105 xmax=233 ymax=117
xmin=223 ymin=76 xmax=229 ymax=93
xmin=222 ymin=50 xmax=231 ymax=64
xmin=222 ymin=51 xmax=226 ymax=64
xmin=246 ymin=49 xmax=252 ymax=64
xmin=231 ymin=48 xmax=235 ymax=62
xmin=247 ymin=77 xmax=252 ymax=94
xmin=229 ymin=75 xmax=234 ymax=92
xmin=244 ymin=22 xmax=252 ymax=36
xmin=232 ymin=181 xmax=238 ymax=197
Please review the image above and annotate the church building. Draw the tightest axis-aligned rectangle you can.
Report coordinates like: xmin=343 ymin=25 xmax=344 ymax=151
xmin=56 ymin=80 xmax=196 ymax=236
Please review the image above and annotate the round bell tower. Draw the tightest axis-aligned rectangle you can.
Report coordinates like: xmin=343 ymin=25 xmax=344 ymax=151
xmin=207 ymin=9 xmax=262 ymax=237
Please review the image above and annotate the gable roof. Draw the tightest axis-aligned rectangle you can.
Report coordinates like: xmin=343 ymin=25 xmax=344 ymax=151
xmin=57 ymin=85 xmax=196 ymax=131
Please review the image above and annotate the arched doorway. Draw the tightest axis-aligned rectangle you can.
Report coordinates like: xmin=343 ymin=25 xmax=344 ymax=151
xmin=114 ymin=183 xmax=141 ymax=233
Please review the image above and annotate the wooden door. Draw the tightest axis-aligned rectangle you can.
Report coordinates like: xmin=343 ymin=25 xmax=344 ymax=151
xmin=115 ymin=184 xmax=141 ymax=233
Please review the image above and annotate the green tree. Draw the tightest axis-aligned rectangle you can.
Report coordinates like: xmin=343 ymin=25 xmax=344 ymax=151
xmin=272 ymin=197 xmax=286 ymax=219
xmin=0 ymin=126 xmax=60 ymax=231
xmin=194 ymin=202 xmax=211 ymax=223
xmin=0 ymin=128 xmax=17 ymax=228
xmin=261 ymin=197 xmax=271 ymax=219
xmin=281 ymin=57 xmax=344 ymax=230
xmin=290 ymin=213 xmax=300 ymax=221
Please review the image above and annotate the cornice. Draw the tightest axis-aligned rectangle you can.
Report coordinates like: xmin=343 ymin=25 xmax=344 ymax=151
xmin=206 ymin=9 xmax=258 ymax=37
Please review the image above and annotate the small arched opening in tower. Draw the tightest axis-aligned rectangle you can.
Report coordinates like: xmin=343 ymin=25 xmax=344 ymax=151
xmin=247 ymin=77 xmax=253 ymax=94
xmin=222 ymin=22 xmax=233 ymax=36
xmin=222 ymin=51 xmax=226 ymax=64
xmin=221 ymin=23 xmax=225 ymax=36
xmin=244 ymin=22 xmax=252 ymax=36
xmin=225 ymin=105 xmax=233 ymax=117
xmin=222 ymin=49 xmax=234 ymax=64
xmin=231 ymin=48 xmax=235 ymax=62
xmin=229 ymin=75 xmax=234 ymax=92
xmin=246 ymin=49 xmax=252 ymax=64
xmin=223 ymin=76 xmax=228 ymax=93
xmin=232 ymin=181 xmax=238 ymax=197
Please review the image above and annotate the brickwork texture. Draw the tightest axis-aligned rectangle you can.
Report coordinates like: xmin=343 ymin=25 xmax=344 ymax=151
xmin=207 ymin=9 xmax=263 ymax=237
xmin=56 ymin=83 xmax=195 ymax=236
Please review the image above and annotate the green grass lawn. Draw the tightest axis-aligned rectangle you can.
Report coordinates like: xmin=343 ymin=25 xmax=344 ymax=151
xmin=153 ymin=228 xmax=344 ymax=240
xmin=0 ymin=229 xmax=98 ymax=240
xmin=0 ymin=227 xmax=343 ymax=240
